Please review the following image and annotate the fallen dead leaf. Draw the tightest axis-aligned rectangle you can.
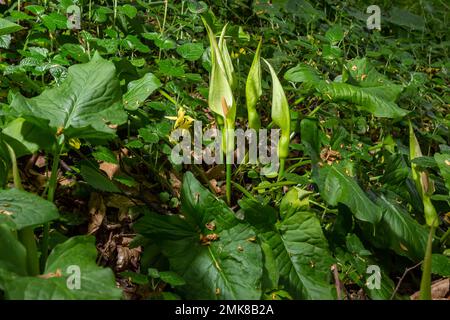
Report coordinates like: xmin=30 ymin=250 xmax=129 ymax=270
xmin=88 ymin=192 xmax=106 ymax=235
xmin=410 ymin=278 xmax=449 ymax=300
xmin=99 ymin=162 xmax=120 ymax=180
xmin=38 ymin=269 xmax=63 ymax=279
xmin=116 ymin=237 xmax=141 ymax=271
xmin=169 ymin=172 xmax=182 ymax=197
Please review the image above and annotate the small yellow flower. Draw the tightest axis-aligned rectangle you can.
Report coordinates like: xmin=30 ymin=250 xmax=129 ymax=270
xmin=165 ymin=107 xmax=194 ymax=130
xmin=68 ymin=138 xmax=81 ymax=149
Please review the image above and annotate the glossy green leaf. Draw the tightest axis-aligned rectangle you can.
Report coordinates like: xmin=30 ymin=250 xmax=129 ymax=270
xmin=0 ymin=188 xmax=59 ymax=230
xmin=1 ymin=236 xmax=122 ymax=299
xmin=361 ymin=195 xmax=428 ymax=261
xmin=176 ymin=43 xmax=204 ymax=61
xmin=0 ymin=18 xmax=23 ymax=36
xmin=240 ymin=200 xmax=335 ymax=299
xmin=431 ymin=254 xmax=450 ymax=277
xmin=434 ymin=153 xmax=450 ymax=196
xmin=10 ymin=53 xmax=125 ymax=141
xmin=317 ymin=82 xmax=408 ymax=118
xmin=317 ymin=164 xmax=382 ymax=224
xmin=134 ymin=172 xmax=262 ymax=299
xmin=337 ymin=234 xmax=396 ymax=300
xmin=0 ymin=225 xmax=27 ymax=277
xmin=123 ymin=73 xmax=161 ymax=111
xmin=1 ymin=118 xmax=55 ymax=157
xmin=80 ymin=163 xmax=121 ymax=193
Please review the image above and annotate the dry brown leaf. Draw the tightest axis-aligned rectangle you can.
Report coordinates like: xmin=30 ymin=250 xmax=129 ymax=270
xmin=410 ymin=278 xmax=450 ymax=300
xmin=87 ymin=192 xmax=106 ymax=235
xmin=35 ymin=155 xmax=47 ymax=168
xmin=116 ymin=237 xmax=141 ymax=271
xmin=169 ymin=172 xmax=182 ymax=197
xmin=38 ymin=269 xmax=62 ymax=279
xmin=209 ymin=179 xmax=222 ymax=194
xmin=99 ymin=162 xmax=120 ymax=180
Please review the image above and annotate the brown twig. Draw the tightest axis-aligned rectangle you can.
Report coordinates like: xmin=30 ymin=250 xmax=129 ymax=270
xmin=390 ymin=261 xmax=423 ymax=300
xmin=331 ymin=264 xmax=343 ymax=300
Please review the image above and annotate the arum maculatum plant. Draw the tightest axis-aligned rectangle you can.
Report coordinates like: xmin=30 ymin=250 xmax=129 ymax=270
xmin=202 ymin=18 xmax=236 ymax=205
xmin=409 ymin=122 xmax=440 ymax=300
xmin=263 ymin=58 xmax=291 ymax=179
xmin=203 ymin=20 xmax=292 ymax=202
xmin=245 ymin=38 xmax=263 ymax=131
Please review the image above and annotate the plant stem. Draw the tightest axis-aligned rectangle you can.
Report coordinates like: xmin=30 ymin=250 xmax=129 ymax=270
xmin=5 ymin=143 xmax=40 ymax=276
xmin=419 ymin=226 xmax=435 ymax=300
xmin=226 ymin=163 xmax=231 ymax=205
xmin=253 ymin=180 xmax=297 ymax=190
xmin=231 ymin=181 xmax=255 ymax=201
xmin=40 ymin=141 xmax=64 ymax=270
xmin=277 ymin=159 xmax=285 ymax=181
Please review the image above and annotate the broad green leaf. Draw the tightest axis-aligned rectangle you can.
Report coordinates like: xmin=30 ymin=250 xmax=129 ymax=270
xmin=286 ymin=59 xmax=408 ymax=118
xmin=1 ymin=118 xmax=55 ymax=157
xmin=284 ymin=63 xmax=322 ymax=84
xmin=431 ymin=254 xmax=450 ymax=277
xmin=434 ymin=153 xmax=450 ymax=195
xmin=176 ymin=43 xmax=204 ymax=61
xmin=187 ymin=0 xmax=208 ymax=14
xmin=0 ymin=188 xmax=59 ymax=230
xmin=119 ymin=4 xmax=137 ymax=19
xmin=337 ymin=234 xmax=396 ymax=300
xmin=80 ymin=163 xmax=121 ymax=193
xmin=360 ymin=195 xmax=428 ymax=261
xmin=123 ymin=73 xmax=161 ymax=111
xmin=317 ymin=82 xmax=408 ymax=118
xmin=386 ymin=7 xmax=425 ymax=31
xmin=240 ymin=200 xmax=336 ymax=299
xmin=10 ymin=53 xmax=124 ymax=141
xmin=2 ymin=236 xmax=123 ymax=299
xmin=245 ymin=38 xmax=262 ymax=130
xmin=279 ymin=187 xmax=311 ymax=220
xmin=134 ymin=172 xmax=262 ymax=299
xmin=317 ymin=164 xmax=382 ymax=224
xmin=92 ymin=146 xmax=118 ymax=164
xmin=0 ymin=225 xmax=27 ymax=277
xmin=159 ymin=271 xmax=186 ymax=286
xmin=0 ymin=18 xmax=23 ymax=36
xmin=123 ymin=35 xmax=150 ymax=53
xmin=300 ymin=117 xmax=320 ymax=165
xmin=41 ymin=13 xmax=68 ymax=32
